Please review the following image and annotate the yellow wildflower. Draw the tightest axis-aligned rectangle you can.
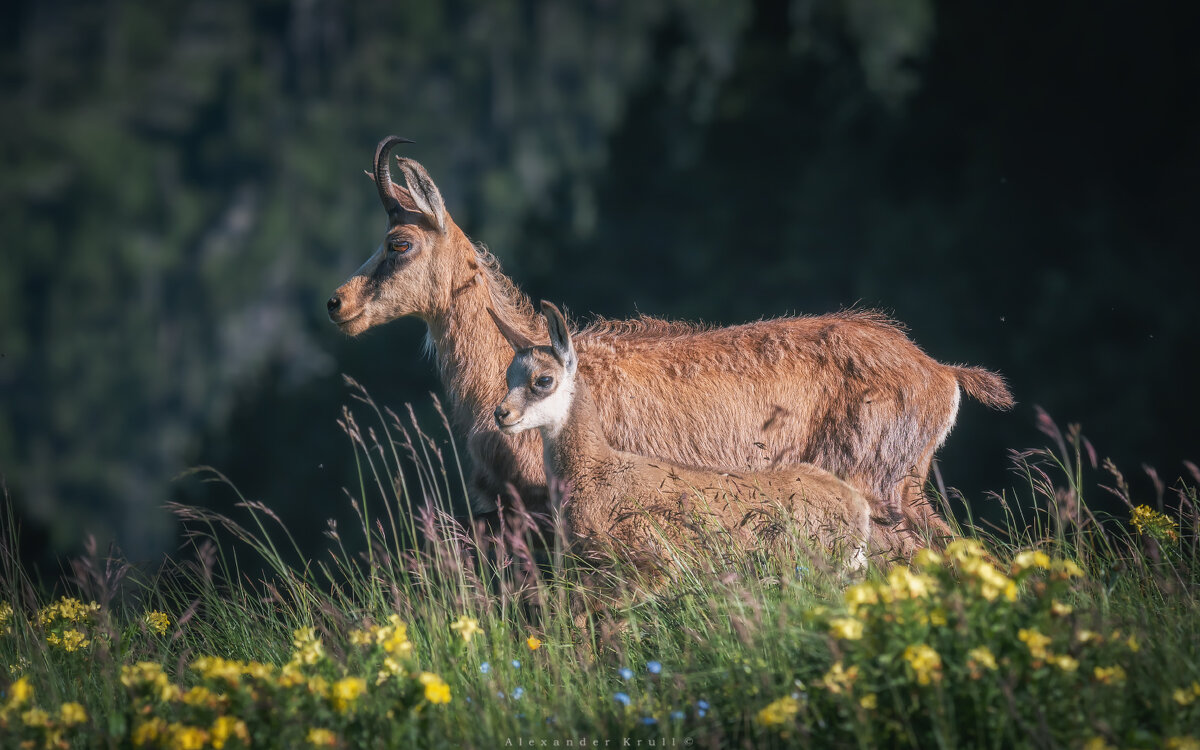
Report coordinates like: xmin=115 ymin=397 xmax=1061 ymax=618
xmin=903 ymin=644 xmax=943 ymax=685
xmin=376 ymin=616 xmax=412 ymax=656
xmin=1018 ymin=628 xmax=1052 ymax=660
xmin=820 ymin=661 xmax=859 ymax=694
xmin=844 ymin=582 xmax=880 ymax=615
xmin=290 ymin=627 xmax=325 ymax=667
xmin=1093 ymin=665 xmax=1126 ymax=685
xmin=47 ymin=628 xmax=91 ymax=652
xmin=526 ymin=636 xmax=543 ymax=651
xmin=1130 ymin=504 xmax=1179 ymax=542
xmin=7 ymin=675 xmax=33 ymax=707
xmin=306 ymin=676 xmax=330 ymax=697
xmin=132 ymin=718 xmax=168 ymax=747
xmin=377 ymin=656 xmax=404 ymax=686
xmin=1172 ymin=682 xmax=1200 ymax=706
xmin=8 ymin=656 xmax=30 ymax=676
xmin=1126 ymin=633 xmax=1140 ymax=652
xmin=1050 ymin=654 xmax=1079 ymax=672
xmin=828 ymin=617 xmax=864 ymax=641
xmin=1165 ymin=738 xmax=1200 ymax=750
xmin=168 ymin=723 xmax=209 ymax=750
xmin=181 ymin=686 xmax=217 ymax=707
xmin=330 ymin=677 xmax=367 ymax=713
xmin=418 ymin=672 xmax=452 ymax=704
xmin=449 ymin=615 xmax=481 ymax=643
xmin=278 ymin=664 xmax=305 ymax=688
xmin=0 ymin=601 xmax=13 ymax=635
xmin=967 ymin=646 xmax=998 ymax=674
xmin=913 ymin=548 xmax=943 ymax=569
xmin=210 ymin=716 xmax=248 ymax=749
xmin=756 ymin=695 xmax=800 ymax=726
xmin=1077 ymin=629 xmax=1101 ymax=644
xmin=59 ymin=701 xmax=87 ymax=725
xmin=1012 ymin=550 xmax=1051 ymax=572
xmin=243 ymin=661 xmax=275 ymax=681
xmin=307 ymin=728 xmax=338 ymax=747
xmin=1050 ymin=558 xmax=1085 ymax=579
xmin=1050 ymin=600 xmax=1073 ymax=617
xmin=21 ymin=707 xmax=50 ymax=727
xmin=1082 ymin=738 xmax=1117 ymax=750
xmin=960 ymin=557 xmax=1017 ymax=601
xmin=144 ymin=611 xmax=171 ymax=636
xmin=37 ymin=597 xmax=100 ymax=626
xmin=859 ymin=693 xmax=878 ymax=709
xmin=888 ymin=566 xmax=936 ymax=600
xmin=122 ymin=661 xmax=178 ymax=702
xmin=349 ymin=628 xmax=373 ymax=646
xmin=928 ymin=608 xmax=948 ymax=627
xmin=945 ymin=538 xmax=986 ymax=563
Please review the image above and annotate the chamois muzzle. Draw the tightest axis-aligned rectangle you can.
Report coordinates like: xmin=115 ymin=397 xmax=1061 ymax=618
xmin=494 ymin=404 xmax=519 ymax=431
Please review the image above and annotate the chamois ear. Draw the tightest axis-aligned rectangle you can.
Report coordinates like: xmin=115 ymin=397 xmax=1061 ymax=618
xmin=487 ymin=308 xmax=536 ymax=352
xmin=394 ymin=157 xmax=447 ymax=233
xmin=540 ymin=301 xmax=576 ymax=372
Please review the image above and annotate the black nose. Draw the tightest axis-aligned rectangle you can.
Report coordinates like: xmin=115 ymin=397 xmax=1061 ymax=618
xmin=327 ymin=295 xmax=341 ymax=314
xmin=494 ymin=405 xmax=510 ymax=425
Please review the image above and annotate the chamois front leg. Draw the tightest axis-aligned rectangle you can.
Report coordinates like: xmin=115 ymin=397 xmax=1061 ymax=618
xmin=466 ymin=429 xmax=551 ymax=519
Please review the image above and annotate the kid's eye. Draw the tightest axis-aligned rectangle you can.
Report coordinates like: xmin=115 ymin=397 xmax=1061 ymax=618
xmin=390 ymin=240 xmax=411 ymax=253
xmin=535 ymin=376 xmax=554 ymax=389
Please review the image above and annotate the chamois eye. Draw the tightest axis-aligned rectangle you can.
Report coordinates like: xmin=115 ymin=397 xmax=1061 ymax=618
xmin=535 ymin=375 xmax=554 ymax=389
xmin=390 ymin=240 xmax=411 ymax=253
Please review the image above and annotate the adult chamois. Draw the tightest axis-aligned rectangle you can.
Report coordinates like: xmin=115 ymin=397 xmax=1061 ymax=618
xmin=327 ymin=136 xmax=1013 ymax=548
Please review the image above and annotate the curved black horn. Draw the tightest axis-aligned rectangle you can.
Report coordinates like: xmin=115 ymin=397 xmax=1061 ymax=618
xmin=373 ymin=135 xmax=414 ymax=212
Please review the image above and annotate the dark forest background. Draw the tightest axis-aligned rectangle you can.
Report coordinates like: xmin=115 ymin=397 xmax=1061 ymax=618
xmin=2 ymin=0 xmax=1197 ymax=575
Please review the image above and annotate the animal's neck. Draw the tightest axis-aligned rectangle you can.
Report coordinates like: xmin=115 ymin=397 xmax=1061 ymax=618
xmin=424 ymin=241 xmax=540 ymax=433
xmin=539 ymin=380 xmax=617 ymax=483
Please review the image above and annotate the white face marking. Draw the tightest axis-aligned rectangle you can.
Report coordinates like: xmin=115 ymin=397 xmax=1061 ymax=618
xmin=520 ymin=379 xmax=574 ymax=438
xmin=496 ymin=349 xmax=576 ymax=440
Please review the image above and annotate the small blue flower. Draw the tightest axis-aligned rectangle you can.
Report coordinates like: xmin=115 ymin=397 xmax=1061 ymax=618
xmin=511 ymin=659 xmax=522 ymax=669
xmin=497 ymin=691 xmax=506 ymax=699
xmin=619 ymin=667 xmax=634 ymax=681
xmin=614 ymin=692 xmax=631 ymax=706
xmin=670 ymin=710 xmax=685 ymax=721
xmin=480 ymin=662 xmax=491 ymax=674
xmin=646 ymin=661 xmax=662 ymax=675
xmin=641 ymin=717 xmax=658 ymax=725
xmin=697 ymin=700 xmax=710 ymax=710
xmin=513 ymin=687 xmax=525 ymax=700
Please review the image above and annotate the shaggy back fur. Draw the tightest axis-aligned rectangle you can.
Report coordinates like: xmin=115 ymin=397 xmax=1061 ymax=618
xmin=328 ymin=140 xmax=1014 ymax=544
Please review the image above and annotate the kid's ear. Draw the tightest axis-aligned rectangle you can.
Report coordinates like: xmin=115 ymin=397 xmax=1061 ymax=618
xmin=540 ymin=301 xmax=577 ymax=372
xmin=487 ymin=308 xmax=536 ymax=351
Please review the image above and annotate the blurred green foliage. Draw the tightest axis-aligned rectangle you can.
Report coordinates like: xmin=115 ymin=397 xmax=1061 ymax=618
xmin=1 ymin=0 xmax=1196 ymax=566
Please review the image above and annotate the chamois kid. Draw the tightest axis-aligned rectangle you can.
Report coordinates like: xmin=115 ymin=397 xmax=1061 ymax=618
xmin=491 ymin=302 xmax=877 ymax=573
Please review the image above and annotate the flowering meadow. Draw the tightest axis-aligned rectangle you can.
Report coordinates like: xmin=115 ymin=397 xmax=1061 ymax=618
xmin=1 ymin=398 xmax=1198 ymax=748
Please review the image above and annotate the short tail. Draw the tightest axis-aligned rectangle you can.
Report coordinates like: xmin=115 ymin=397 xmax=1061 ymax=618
xmin=951 ymin=366 xmax=1015 ymax=411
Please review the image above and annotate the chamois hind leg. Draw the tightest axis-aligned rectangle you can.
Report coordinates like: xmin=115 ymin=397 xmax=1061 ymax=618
xmin=899 ymin=444 xmax=955 ymax=547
